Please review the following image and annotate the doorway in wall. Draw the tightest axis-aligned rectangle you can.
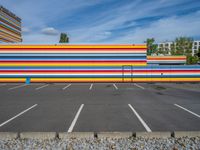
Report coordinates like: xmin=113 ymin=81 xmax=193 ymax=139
xmin=122 ymin=65 xmax=133 ymax=82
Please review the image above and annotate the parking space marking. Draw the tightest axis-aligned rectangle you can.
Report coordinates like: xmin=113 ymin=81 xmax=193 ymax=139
xmin=8 ymin=84 xmax=28 ymax=90
xmin=35 ymin=84 xmax=49 ymax=90
xmin=134 ymin=83 xmax=145 ymax=90
xmin=62 ymin=84 xmax=72 ymax=90
xmin=128 ymin=104 xmax=152 ymax=132
xmin=0 ymin=104 xmax=38 ymax=127
xmin=68 ymin=104 xmax=84 ymax=132
xmin=89 ymin=84 xmax=93 ymax=90
xmin=174 ymin=104 xmax=200 ymax=118
xmin=113 ymin=84 xmax=118 ymax=90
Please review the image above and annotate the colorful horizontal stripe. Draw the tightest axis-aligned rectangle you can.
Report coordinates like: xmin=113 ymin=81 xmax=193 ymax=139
xmin=147 ymin=56 xmax=186 ymax=64
xmin=0 ymin=44 xmax=200 ymax=82
xmin=0 ymin=7 xmax=22 ymax=43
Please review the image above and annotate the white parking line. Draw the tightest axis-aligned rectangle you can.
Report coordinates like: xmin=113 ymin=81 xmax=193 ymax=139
xmin=0 ymin=104 xmax=38 ymax=127
xmin=8 ymin=84 xmax=28 ymax=90
xmin=174 ymin=104 xmax=200 ymax=118
xmin=128 ymin=104 xmax=152 ymax=132
xmin=134 ymin=83 xmax=145 ymax=90
xmin=68 ymin=104 xmax=84 ymax=132
xmin=89 ymin=84 xmax=93 ymax=90
xmin=63 ymin=84 xmax=72 ymax=90
xmin=113 ymin=84 xmax=118 ymax=90
xmin=35 ymin=84 xmax=49 ymax=90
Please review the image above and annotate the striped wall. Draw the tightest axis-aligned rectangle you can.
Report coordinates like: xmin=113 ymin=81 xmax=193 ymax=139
xmin=0 ymin=6 xmax=22 ymax=43
xmin=0 ymin=44 xmax=199 ymax=83
xmin=147 ymin=56 xmax=186 ymax=65
xmin=0 ymin=44 xmax=148 ymax=82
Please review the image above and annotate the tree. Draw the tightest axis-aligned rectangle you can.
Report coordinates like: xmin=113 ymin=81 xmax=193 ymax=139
xmin=170 ymin=42 xmax=176 ymax=55
xmin=59 ymin=33 xmax=69 ymax=43
xmin=145 ymin=38 xmax=158 ymax=55
xmin=196 ymin=47 xmax=200 ymax=58
xmin=186 ymin=55 xmax=199 ymax=65
xmin=174 ymin=37 xmax=193 ymax=55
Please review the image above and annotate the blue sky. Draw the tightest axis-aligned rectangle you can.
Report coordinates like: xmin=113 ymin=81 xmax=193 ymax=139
xmin=1 ymin=0 xmax=200 ymax=44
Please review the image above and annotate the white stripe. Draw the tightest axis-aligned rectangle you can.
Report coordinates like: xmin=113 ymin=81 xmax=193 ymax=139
xmin=134 ymin=83 xmax=145 ymax=90
xmin=0 ymin=104 xmax=37 ymax=127
xmin=174 ymin=104 xmax=200 ymax=118
xmin=128 ymin=104 xmax=151 ymax=132
xmin=8 ymin=84 xmax=28 ymax=90
xmin=63 ymin=84 xmax=71 ymax=90
xmin=35 ymin=84 xmax=49 ymax=90
xmin=68 ymin=104 xmax=84 ymax=132
xmin=89 ymin=84 xmax=93 ymax=90
xmin=113 ymin=84 xmax=118 ymax=90
xmin=0 ymin=51 xmax=146 ymax=53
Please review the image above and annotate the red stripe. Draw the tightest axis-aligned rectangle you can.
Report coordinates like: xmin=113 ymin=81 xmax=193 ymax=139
xmin=0 ymin=70 xmax=199 ymax=73
xmin=0 ymin=18 xmax=21 ymax=31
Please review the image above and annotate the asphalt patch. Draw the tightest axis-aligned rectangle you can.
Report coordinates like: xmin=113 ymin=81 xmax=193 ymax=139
xmin=154 ymin=86 xmax=166 ymax=90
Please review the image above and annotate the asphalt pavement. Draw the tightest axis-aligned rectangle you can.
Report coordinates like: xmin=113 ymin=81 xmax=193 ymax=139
xmin=0 ymin=82 xmax=199 ymax=132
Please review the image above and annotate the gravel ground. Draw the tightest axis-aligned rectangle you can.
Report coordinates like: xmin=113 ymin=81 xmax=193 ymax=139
xmin=0 ymin=137 xmax=200 ymax=150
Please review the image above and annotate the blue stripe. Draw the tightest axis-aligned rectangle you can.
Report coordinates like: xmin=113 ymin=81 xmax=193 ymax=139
xmin=0 ymin=14 xmax=20 ymax=26
xmin=0 ymin=66 xmax=200 ymax=69
xmin=0 ymin=16 xmax=21 ymax=31
xmin=0 ymin=22 xmax=21 ymax=34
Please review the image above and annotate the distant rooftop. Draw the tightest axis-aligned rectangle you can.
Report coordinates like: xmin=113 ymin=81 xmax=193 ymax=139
xmin=0 ymin=5 xmax=21 ymax=22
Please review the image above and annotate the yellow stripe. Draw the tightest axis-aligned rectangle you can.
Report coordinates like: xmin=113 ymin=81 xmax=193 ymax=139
xmin=0 ymin=26 xmax=22 ymax=39
xmin=0 ymin=33 xmax=21 ymax=42
xmin=31 ymin=78 xmax=200 ymax=82
xmin=0 ymin=78 xmax=25 ymax=82
xmin=0 ymin=45 xmax=147 ymax=49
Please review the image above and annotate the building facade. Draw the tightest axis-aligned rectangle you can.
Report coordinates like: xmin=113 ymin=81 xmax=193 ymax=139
xmin=0 ymin=44 xmax=200 ymax=83
xmin=193 ymin=41 xmax=200 ymax=55
xmin=0 ymin=5 xmax=22 ymax=43
xmin=157 ymin=41 xmax=200 ymax=56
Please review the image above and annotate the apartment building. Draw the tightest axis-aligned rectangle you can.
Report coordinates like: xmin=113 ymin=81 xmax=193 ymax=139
xmin=157 ymin=41 xmax=200 ymax=56
xmin=0 ymin=5 xmax=22 ymax=43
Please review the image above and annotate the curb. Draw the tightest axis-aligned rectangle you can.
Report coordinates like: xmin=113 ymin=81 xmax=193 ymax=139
xmin=0 ymin=132 xmax=200 ymax=140
xmin=136 ymin=132 xmax=171 ymax=138
xmin=97 ymin=132 xmax=133 ymax=138
xmin=59 ymin=132 xmax=94 ymax=139
xmin=174 ymin=131 xmax=200 ymax=138
xmin=0 ymin=132 xmax=18 ymax=140
xmin=20 ymin=132 xmax=57 ymax=139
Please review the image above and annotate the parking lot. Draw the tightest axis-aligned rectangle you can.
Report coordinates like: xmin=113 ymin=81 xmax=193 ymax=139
xmin=0 ymin=82 xmax=199 ymax=132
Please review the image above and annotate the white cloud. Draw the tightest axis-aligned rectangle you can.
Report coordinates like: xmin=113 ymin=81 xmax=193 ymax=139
xmin=2 ymin=0 xmax=199 ymax=43
xmin=41 ymin=27 xmax=59 ymax=36
xmin=22 ymin=33 xmax=59 ymax=43
xmin=111 ymin=11 xmax=200 ymax=43
xmin=22 ymin=27 xmax=30 ymax=34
